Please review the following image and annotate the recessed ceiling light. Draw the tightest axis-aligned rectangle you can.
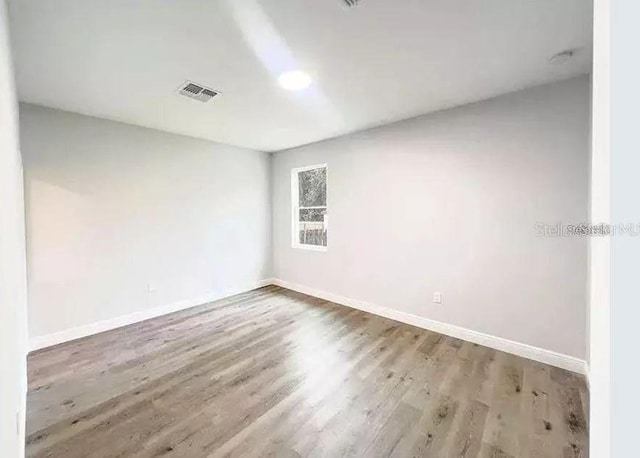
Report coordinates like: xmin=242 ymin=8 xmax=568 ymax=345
xmin=278 ymin=71 xmax=312 ymax=91
xmin=548 ymin=49 xmax=578 ymax=65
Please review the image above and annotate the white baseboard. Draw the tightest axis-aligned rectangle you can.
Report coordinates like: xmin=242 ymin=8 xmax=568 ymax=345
xmin=272 ymin=278 xmax=587 ymax=375
xmin=29 ymin=278 xmax=275 ymax=352
xmin=30 ymin=277 xmax=587 ymax=377
xmin=583 ymin=362 xmax=591 ymax=389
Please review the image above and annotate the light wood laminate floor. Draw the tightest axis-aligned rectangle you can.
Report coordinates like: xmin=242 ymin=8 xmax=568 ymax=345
xmin=26 ymin=286 xmax=588 ymax=457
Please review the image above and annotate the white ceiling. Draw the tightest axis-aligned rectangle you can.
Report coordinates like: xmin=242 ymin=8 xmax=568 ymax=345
xmin=9 ymin=0 xmax=592 ymax=152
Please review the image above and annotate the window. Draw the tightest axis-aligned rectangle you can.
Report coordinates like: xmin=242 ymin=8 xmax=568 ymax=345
xmin=292 ymin=164 xmax=327 ymax=250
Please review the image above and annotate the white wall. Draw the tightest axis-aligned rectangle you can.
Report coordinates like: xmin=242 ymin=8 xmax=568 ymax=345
xmin=20 ymin=104 xmax=271 ymax=340
xmin=610 ymin=0 xmax=640 ymax=455
xmin=272 ymin=76 xmax=590 ymax=359
xmin=589 ymin=0 xmax=609 ymax=455
xmin=0 ymin=0 xmax=28 ymax=455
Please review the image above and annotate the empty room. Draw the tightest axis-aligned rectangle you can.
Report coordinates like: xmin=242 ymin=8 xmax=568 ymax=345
xmin=1 ymin=0 xmax=602 ymax=456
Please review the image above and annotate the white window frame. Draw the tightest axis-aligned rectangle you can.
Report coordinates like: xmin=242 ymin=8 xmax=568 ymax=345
xmin=291 ymin=163 xmax=328 ymax=251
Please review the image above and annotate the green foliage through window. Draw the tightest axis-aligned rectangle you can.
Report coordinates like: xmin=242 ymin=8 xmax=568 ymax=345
xmin=294 ymin=166 xmax=327 ymax=248
xmin=298 ymin=167 xmax=327 ymax=207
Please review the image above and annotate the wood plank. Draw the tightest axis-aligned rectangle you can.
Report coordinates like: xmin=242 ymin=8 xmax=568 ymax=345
xmin=26 ymin=286 xmax=589 ymax=457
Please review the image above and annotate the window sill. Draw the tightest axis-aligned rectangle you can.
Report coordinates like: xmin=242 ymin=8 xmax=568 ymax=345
xmin=292 ymin=244 xmax=328 ymax=252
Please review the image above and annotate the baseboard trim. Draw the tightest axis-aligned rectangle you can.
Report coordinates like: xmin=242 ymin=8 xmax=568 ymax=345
xmin=29 ymin=278 xmax=275 ymax=352
xmin=583 ymin=362 xmax=591 ymax=389
xmin=272 ymin=278 xmax=586 ymax=375
xmin=29 ymin=277 xmax=587 ymax=376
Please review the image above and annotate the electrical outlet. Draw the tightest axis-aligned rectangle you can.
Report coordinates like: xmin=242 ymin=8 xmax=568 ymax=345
xmin=433 ymin=292 xmax=442 ymax=304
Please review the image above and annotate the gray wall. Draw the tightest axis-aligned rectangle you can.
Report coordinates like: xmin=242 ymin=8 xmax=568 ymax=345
xmin=20 ymin=76 xmax=590 ymax=361
xmin=272 ymin=77 xmax=590 ymax=359
xmin=0 ymin=0 xmax=28 ymax=454
xmin=21 ymin=104 xmax=272 ymax=338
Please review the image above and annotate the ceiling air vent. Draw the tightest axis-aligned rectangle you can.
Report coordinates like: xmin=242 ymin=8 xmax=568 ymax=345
xmin=177 ymin=81 xmax=221 ymax=102
xmin=342 ymin=0 xmax=362 ymax=7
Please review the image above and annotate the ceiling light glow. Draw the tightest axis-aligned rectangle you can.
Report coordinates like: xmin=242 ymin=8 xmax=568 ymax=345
xmin=278 ymin=71 xmax=312 ymax=91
